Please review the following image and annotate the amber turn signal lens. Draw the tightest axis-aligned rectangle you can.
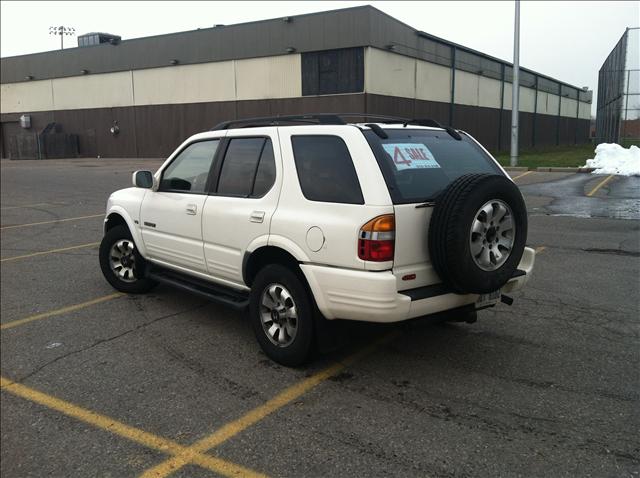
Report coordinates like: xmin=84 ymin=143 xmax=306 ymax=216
xmin=360 ymin=214 xmax=395 ymax=232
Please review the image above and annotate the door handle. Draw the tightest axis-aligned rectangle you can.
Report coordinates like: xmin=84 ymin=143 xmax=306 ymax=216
xmin=250 ymin=211 xmax=265 ymax=223
xmin=186 ymin=204 xmax=197 ymax=215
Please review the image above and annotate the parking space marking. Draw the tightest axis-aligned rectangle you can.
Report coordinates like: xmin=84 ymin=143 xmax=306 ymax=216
xmin=0 ymin=377 xmax=267 ymax=478
xmin=0 ymin=293 xmax=122 ymax=330
xmin=511 ymin=171 xmax=533 ymax=181
xmin=140 ymin=331 xmax=400 ymax=478
xmin=586 ymin=174 xmax=614 ymax=197
xmin=535 ymin=246 xmax=547 ymax=253
xmin=0 ymin=213 xmax=104 ymax=230
xmin=1 ymin=241 xmax=100 ymax=263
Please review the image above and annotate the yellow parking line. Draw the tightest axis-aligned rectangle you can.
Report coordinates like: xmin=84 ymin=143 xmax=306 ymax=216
xmin=586 ymin=174 xmax=614 ymax=197
xmin=1 ymin=213 xmax=104 ymax=231
xmin=511 ymin=170 xmax=533 ymax=181
xmin=140 ymin=331 xmax=400 ymax=478
xmin=1 ymin=241 xmax=99 ymax=263
xmin=1 ymin=293 xmax=122 ymax=330
xmin=0 ymin=377 xmax=267 ymax=478
xmin=535 ymin=246 xmax=546 ymax=253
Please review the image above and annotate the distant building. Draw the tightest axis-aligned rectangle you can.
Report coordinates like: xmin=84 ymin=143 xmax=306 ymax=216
xmin=0 ymin=5 xmax=593 ymax=159
xmin=596 ymin=27 xmax=639 ymax=145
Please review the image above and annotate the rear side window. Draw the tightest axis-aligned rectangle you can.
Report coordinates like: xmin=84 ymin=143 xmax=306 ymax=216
xmin=217 ymin=138 xmax=276 ymax=197
xmin=160 ymin=140 xmax=219 ymax=193
xmin=291 ymin=136 xmax=364 ymax=204
xmin=364 ymin=129 xmax=502 ymax=204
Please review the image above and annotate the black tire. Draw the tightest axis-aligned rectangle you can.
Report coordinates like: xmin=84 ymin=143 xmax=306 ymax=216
xmin=99 ymin=225 xmax=156 ymax=294
xmin=249 ymin=264 xmax=314 ymax=367
xmin=428 ymin=173 xmax=528 ymax=294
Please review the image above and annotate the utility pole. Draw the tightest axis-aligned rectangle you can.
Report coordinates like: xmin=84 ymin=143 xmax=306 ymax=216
xmin=510 ymin=0 xmax=520 ymax=167
xmin=49 ymin=25 xmax=75 ymax=50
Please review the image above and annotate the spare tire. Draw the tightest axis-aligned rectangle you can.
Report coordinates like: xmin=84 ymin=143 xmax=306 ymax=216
xmin=428 ymin=173 xmax=528 ymax=294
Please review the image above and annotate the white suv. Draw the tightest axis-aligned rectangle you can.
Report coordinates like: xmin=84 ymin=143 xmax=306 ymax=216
xmin=99 ymin=114 xmax=535 ymax=365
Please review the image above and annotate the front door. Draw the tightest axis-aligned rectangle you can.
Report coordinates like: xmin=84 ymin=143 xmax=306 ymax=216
xmin=201 ymin=128 xmax=281 ymax=284
xmin=140 ymin=139 xmax=220 ymax=273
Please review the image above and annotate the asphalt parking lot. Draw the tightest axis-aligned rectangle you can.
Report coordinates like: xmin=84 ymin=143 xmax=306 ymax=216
xmin=1 ymin=158 xmax=639 ymax=477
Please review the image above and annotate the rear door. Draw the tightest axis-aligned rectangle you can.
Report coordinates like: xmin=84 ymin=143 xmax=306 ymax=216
xmin=364 ymin=128 xmax=504 ymax=290
xmin=140 ymin=139 xmax=220 ymax=273
xmin=201 ymin=128 xmax=281 ymax=285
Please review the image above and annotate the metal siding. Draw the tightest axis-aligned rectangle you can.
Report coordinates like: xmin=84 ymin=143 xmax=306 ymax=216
xmin=133 ymin=61 xmax=236 ymax=105
xmin=235 ymin=55 xmax=302 ymax=100
xmin=365 ymin=48 xmax=415 ymax=99
xmin=51 ymin=71 xmax=134 ymax=110
xmin=415 ymin=60 xmax=451 ymax=103
xmin=1 ymin=79 xmax=54 ymax=113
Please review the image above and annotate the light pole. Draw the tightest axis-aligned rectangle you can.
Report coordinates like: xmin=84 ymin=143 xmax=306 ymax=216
xmin=49 ymin=25 xmax=75 ymax=50
xmin=510 ymin=0 xmax=520 ymax=167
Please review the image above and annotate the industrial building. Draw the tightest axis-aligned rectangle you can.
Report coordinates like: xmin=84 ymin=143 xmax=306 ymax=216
xmin=596 ymin=27 xmax=639 ymax=145
xmin=0 ymin=5 xmax=593 ymax=159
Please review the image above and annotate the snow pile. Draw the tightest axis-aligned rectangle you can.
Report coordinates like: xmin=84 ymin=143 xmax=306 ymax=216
xmin=583 ymin=143 xmax=640 ymax=176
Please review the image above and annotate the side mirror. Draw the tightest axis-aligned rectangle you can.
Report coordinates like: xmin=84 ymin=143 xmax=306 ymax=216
xmin=132 ymin=170 xmax=154 ymax=189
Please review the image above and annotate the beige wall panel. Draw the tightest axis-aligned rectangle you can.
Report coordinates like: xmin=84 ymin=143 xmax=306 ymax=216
xmin=365 ymin=47 xmax=415 ymax=99
xmin=52 ymin=71 xmax=133 ymax=110
xmin=520 ymin=86 xmax=536 ymax=113
xmin=478 ymin=76 xmax=502 ymax=109
xmin=415 ymin=60 xmax=450 ymax=103
xmin=579 ymin=101 xmax=592 ymax=119
xmin=133 ymin=61 xmax=235 ymax=105
xmin=536 ymin=91 xmax=549 ymax=115
xmin=235 ymin=54 xmax=301 ymax=100
xmin=1 ymin=79 xmax=53 ymax=113
xmin=502 ymin=84 xmax=536 ymax=112
xmin=454 ymin=70 xmax=479 ymax=106
xmin=560 ymin=97 xmax=578 ymax=117
xmin=503 ymin=83 xmax=512 ymax=110
xmin=547 ymin=93 xmax=560 ymax=115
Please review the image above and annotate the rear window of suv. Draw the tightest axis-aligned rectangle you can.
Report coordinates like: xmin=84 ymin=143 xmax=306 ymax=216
xmin=364 ymin=129 xmax=502 ymax=204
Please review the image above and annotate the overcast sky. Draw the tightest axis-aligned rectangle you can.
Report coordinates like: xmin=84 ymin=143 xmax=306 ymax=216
xmin=1 ymin=1 xmax=638 ymax=115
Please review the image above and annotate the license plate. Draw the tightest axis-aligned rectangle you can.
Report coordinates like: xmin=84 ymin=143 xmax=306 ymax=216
xmin=476 ymin=289 xmax=501 ymax=308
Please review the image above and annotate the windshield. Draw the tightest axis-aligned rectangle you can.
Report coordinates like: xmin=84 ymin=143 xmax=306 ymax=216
xmin=364 ymin=129 xmax=503 ymax=204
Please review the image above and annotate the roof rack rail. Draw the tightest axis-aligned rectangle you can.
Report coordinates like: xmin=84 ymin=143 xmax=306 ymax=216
xmin=210 ymin=113 xmax=446 ymax=131
xmin=211 ymin=114 xmax=345 ymax=130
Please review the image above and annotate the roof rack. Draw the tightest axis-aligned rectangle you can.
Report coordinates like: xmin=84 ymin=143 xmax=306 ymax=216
xmin=210 ymin=113 xmax=446 ymax=132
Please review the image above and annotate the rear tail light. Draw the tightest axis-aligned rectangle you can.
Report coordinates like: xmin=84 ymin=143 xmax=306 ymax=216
xmin=358 ymin=214 xmax=395 ymax=262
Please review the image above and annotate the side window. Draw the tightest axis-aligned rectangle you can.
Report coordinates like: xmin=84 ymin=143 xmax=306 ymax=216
xmin=291 ymin=135 xmax=364 ymax=204
xmin=217 ymin=138 xmax=276 ymax=197
xmin=160 ymin=140 xmax=219 ymax=193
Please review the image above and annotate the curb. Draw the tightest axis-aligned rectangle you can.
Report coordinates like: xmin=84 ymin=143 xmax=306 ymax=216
xmin=503 ymin=167 xmax=528 ymax=172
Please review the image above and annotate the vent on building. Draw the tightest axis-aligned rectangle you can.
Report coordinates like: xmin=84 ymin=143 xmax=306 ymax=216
xmin=77 ymin=32 xmax=121 ymax=47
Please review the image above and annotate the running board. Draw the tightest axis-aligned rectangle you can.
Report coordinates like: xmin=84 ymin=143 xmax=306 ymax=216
xmin=147 ymin=266 xmax=249 ymax=310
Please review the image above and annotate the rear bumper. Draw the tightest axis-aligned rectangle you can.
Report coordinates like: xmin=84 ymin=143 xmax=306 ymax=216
xmin=301 ymin=246 xmax=535 ymax=323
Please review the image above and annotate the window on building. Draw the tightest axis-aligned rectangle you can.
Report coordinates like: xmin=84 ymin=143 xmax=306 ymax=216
xmin=291 ymin=135 xmax=364 ymax=204
xmin=160 ymin=140 xmax=219 ymax=193
xmin=217 ymin=138 xmax=275 ymax=197
xmin=302 ymin=47 xmax=364 ymax=96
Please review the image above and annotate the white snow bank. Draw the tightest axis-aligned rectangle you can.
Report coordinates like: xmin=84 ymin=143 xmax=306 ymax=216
xmin=583 ymin=143 xmax=640 ymax=176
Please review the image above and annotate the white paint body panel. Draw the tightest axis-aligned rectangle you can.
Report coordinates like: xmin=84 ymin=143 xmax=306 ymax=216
xmin=104 ymin=124 xmax=536 ymax=323
xmin=201 ymin=127 xmax=282 ymax=283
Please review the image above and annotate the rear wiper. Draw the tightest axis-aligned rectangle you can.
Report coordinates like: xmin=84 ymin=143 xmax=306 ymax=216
xmin=415 ymin=200 xmax=436 ymax=208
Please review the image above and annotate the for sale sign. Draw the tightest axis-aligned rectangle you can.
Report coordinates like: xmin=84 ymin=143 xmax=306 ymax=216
xmin=381 ymin=143 xmax=440 ymax=171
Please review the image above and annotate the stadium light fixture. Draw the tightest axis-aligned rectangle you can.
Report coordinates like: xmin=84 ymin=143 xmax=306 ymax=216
xmin=49 ymin=25 xmax=76 ymax=50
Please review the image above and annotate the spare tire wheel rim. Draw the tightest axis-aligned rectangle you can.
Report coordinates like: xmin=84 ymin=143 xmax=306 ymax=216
xmin=469 ymin=199 xmax=516 ymax=271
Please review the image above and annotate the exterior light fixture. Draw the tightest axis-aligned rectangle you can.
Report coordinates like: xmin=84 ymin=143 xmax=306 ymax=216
xmin=169 ymin=59 xmax=179 ymax=65
xmin=24 ymin=75 xmax=34 ymax=81
xmin=385 ymin=44 xmax=396 ymax=51
xmin=80 ymin=69 xmax=89 ymax=75
xmin=286 ymin=47 xmax=296 ymax=53
xmin=283 ymin=16 xmax=292 ymax=23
